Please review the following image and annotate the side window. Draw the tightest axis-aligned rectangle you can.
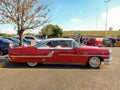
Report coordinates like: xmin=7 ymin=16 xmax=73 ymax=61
xmin=46 ymin=41 xmax=59 ymax=47
xmin=29 ymin=37 xmax=34 ymax=39
xmin=60 ymin=40 xmax=72 ymax=48
xmin=25 ymin=37 xmax=29 ymax=39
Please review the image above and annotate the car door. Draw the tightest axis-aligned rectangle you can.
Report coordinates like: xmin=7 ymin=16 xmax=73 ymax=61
xmin=39 ymin=40 xmax=60 ymax=63
xmin=40 ymin=40 xmax=73 ymax=63
xmin=53 ymin=47 xmax=76 ymax=63
xmin=46 ymin=40 xmax=81 ymax=64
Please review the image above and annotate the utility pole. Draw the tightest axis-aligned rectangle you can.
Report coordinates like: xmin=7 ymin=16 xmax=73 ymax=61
xmin=96 ymin=8 xmax=98 ymax=30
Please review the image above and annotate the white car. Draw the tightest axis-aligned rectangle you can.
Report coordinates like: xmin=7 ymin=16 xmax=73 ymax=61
xmin=24 ymin=36 xmax=42 ymax=44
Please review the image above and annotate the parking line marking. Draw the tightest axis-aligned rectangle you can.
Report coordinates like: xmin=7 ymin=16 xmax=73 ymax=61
xmin=0 ymin=61 xmax=10 ymax=68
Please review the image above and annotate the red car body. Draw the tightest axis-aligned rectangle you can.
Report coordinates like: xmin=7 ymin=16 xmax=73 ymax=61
xmin=8 ymin=38 xmax=112 ymax=68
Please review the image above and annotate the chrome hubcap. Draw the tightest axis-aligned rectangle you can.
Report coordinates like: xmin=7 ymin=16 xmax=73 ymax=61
xmin=89 ymin=57 xmax=101 ymax=68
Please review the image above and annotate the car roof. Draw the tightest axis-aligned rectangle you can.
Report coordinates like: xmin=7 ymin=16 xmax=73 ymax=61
xmin=0 ymin=37 xmax=13 ymax=43
xmin=45 ymin=38 xmax=74 ymax=41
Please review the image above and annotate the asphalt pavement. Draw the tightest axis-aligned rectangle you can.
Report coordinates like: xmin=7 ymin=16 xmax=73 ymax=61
xmin=0 ymin=48 xmax=120 ymax=90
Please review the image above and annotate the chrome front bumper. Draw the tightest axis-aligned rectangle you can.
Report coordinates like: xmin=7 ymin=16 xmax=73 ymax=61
xmin=104 ymin=57 xmax=113 ymax=65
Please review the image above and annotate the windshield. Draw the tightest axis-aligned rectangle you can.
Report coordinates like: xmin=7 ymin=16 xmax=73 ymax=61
xmin=73 ymin=40 xmax=80 ymax=48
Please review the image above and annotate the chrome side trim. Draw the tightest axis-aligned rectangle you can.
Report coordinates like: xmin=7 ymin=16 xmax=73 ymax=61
xmin=10 ymin=52 xmax=109 ymax=59
xmin=37 ymin=47 xmax=73 ymax=50
xmin=10 ymin=51 xmax=54 ymax=58
xmin=59 ymin=54 xmax=109 ymax=57
xmin=47 ymin=51 xmax=54 ymax=57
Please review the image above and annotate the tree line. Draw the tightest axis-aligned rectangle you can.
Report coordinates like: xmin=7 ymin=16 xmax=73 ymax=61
xmin=0 ymin=24 xmax=63 ymax=38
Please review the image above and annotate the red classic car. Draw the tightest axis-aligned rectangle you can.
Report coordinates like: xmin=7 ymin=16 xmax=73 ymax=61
xmin=8 ymin=38 xmax=113 ymax=68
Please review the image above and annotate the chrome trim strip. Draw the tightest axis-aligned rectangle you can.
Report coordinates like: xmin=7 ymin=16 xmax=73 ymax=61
xmin=10 ymin=51 xmax=54 ymax=58
xmin=59 ymin=54 xmax=109 ymax=57
xmin=10 ymin=53 xmax=109 ymax=58
xmin=37 ymin=47 xmax=73 ymax=50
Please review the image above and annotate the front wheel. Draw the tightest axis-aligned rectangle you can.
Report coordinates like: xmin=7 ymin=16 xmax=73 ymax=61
xmin=27 ymin=62 xmax=38 ymax=67
xmin=88 ymin=57 xmax=101 ymax=68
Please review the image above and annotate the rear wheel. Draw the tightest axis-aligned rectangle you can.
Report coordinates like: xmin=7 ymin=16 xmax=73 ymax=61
xmin=88 ymin=57 xmax=101 ymax=68
xmin=27 ymin=62 xmax=38 ymax=67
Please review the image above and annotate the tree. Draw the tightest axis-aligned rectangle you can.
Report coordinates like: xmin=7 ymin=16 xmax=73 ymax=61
xmin=50 ymin=25 xmax=63 ymax=38
xmin=41 ymin=24 xmax=63 ymax=38
xmin=0 ymin=33 xmax=10 ymax=37
xmin=41 ymin=24 xmax=53 ymax=38
xmin=0 ymin=0 xmax=50 ymax=46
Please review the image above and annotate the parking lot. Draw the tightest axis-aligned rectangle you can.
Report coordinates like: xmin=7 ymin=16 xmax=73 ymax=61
xmin=0 ymin=47 xmax=120 ymax=90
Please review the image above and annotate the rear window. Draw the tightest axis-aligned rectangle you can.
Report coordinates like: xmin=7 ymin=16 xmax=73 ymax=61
xmin=25 ymin=37 xmax=34 ymax=39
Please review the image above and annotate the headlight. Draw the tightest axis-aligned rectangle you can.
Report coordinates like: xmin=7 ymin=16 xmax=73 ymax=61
xmin=109 ymin=49 xmax=112 ymax=53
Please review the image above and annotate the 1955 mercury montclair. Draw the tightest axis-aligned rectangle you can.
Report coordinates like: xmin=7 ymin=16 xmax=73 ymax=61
xmin=8 ymin=38 xmax=113 ymax=68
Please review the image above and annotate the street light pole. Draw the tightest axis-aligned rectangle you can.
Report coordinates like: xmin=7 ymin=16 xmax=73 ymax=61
xmin=96 ymin=8 xmax=98 ymax=30
xmin=104 ymin=0 xmax=110 ymax=37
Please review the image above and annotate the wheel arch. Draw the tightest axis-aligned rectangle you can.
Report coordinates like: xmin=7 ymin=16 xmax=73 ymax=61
xmin=87 ymin=56 xmax=103 ymax=62
xmin=86 ymin=56 xmax=103 ymax=68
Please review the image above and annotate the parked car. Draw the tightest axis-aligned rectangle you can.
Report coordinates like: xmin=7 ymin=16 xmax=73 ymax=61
xmin=114 ymin=38 xmax=120 ymax=47
xmin=82 ymin=36 xmax=90 ymax=45
xmin=24 ymin=36 xmax=42 ymax=45
xmin=0 ymin=37 xmax=19 ymax=55
xmin=102 ymin=37 xmax=116 ymax=47
xmin=86 ymin=37 xmax=103 ymax=47
xmin=14 ymin=37 xmax=31 ymax=46
xmin=5 ymin=37 xmax=20 ymax=44
xmin=8 ymin=38 xmax=113 ymax=68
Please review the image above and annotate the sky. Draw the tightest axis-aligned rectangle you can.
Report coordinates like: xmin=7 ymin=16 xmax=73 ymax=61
xmin=0 ymin=0 xmax=120 ymax=34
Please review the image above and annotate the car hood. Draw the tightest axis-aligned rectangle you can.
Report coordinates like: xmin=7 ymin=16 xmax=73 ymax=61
xmin=79 ymin=45 xmax=107 ymax=50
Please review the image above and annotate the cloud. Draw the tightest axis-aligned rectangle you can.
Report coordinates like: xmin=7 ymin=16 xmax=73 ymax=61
xmin=101 ymin=6 xmax=120 ymax=30
xmin=71 ymin=18 xmax=82 ymax=23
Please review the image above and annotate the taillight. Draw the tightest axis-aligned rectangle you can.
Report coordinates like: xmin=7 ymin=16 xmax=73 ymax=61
xmin=8 ymin=43 xmax=14 ymax=48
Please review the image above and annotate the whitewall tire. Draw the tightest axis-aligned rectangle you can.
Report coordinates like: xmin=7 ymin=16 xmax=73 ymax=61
xmin=27 ymin=62 xmax=38 ymax=67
